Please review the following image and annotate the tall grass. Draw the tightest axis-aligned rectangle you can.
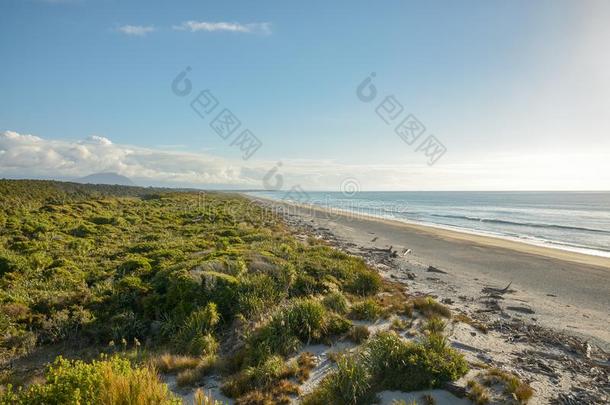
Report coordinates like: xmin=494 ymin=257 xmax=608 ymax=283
xmin=0 ymin=355 xmax=180 ymax=404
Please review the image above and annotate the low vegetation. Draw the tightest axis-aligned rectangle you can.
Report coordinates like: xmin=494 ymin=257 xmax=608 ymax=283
xmin=482 ymin=368 xmax=534 ymax=403
xmin=0 ymin=180 xmax=471 ymax=404
xmin=303 ymin=331 xmax=468 ymax=404
xmin=0 ymin=355 xmax=180 ymax=404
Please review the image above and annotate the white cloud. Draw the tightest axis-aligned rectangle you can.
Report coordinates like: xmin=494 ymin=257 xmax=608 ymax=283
xmin=117 ymin=25 xmax=155 ymax=37
xmin=0 ymin=131 xmax=255 ymax=187
xmin=1 ymin=131 xmax=608 ymax=190
xmin=173 ymin=21 xmax=271 ymax=35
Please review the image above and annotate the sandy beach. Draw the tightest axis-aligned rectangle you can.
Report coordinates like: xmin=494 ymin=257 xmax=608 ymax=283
xmin=249 ymin=196 xmax=610 ymax=350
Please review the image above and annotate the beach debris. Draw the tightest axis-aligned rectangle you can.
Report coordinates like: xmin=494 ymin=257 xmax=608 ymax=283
xmin=402 ymin=248 xmax=412 ymax=255
xmin=506 ymin=306 xmax=535 ymax=314
xmin=481 ymin=282 xmax=514 ymax=295
xmin=371 ymin=236 xmax=378 ymax=242
xmin=427 ymin=265 xmax=447 ymax=274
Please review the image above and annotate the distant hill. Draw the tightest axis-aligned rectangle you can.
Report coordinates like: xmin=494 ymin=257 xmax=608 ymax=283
xmin=77 ymin=172 xmax=135 ymax=186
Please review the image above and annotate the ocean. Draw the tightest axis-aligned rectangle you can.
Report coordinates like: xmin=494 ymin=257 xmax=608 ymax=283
xmin=248 ymin=191 xmax=610 ymax=258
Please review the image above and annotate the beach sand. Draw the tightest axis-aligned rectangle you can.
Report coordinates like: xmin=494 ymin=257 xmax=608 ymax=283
xmin=249 ymin=196 xmax=610 ymax=350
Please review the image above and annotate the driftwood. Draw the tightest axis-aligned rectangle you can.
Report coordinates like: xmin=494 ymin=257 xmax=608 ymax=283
xmin=427 ymin=265 xmax=447 ymax=274
xmin=481 ymin=281 xmax=514 ymax=295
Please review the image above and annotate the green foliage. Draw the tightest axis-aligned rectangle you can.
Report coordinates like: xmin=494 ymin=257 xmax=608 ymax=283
xmin=242 ymin=297 xmax=351 ymax=365
xmin=350 ymin=299 xmax=383 ymax=321
xmin=412 ymin=297 xmax=451 ymax=318
xmin=221 ymin=355 xmax=294 ymax=398
xmin=364 ymin=331 xmax=468 ymax=391
xmin=0 ymin=180 xmax=408 ymax=401
xmin=174 ymin=303 xmax=220 ymax=356
xmin=305 ymin=331 xmax=468 ymax=404
xmin=322 ymin=291 xmax=349 ymax=314
xmin=117 ymin=257 xmax=152 ymax=277
xmin=345 ymin=268 xmax=382 ymax=296
xmin=347 ymin=325 xmax=370 ymax=343
xmin=0 ymin=355 xmax=179 ymax=404
xmin=302 ymin=355 xmax=374 ymax=405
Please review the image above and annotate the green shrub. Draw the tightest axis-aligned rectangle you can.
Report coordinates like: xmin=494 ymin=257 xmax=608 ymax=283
xmin=422 ymin=317 xmax=446 ymax=334
xmin=284 ymin=298 xmax=327 ymax=342
xmin=322 ymin=291 xmax=349 ymax=314
xmin=236 ymin=273 xmax=286 ymax=318
xmin=0 ymin=355 xmax=179 ymax=404
xmin=364 ymin=331 xmax=468 ymax=391
xmin=345 ymin=268 xmax=382 ymax=296
xmin=350 ymin=299 xmax=383 ymax=321
xmin=118 ymin=256 xmax=152 ymax=277
xmin=174 ymin=303 xmax=220 ymax=355
xmin=71 ymin=223 xmax=96 ymax=237
xmin=347 ymin=325 xmax=370 ymax=343
xmin=302 ymin=354 xmax=374 ymax=405
xmin=200 ymin=271 xmax=239 ymax=319
xmin=245 ymin=298 xmax=329 ymax=365
xmin=325 ymin=313 xmax=353 ymax=336
xmin=221 ymin=355 xmax=293 ymax=398
xmin=412 ymin=297 xmax=451 ymax=318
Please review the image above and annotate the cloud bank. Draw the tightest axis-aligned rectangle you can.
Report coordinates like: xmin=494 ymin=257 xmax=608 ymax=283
xmin=1 ymin=131 xmax=608 ymax=191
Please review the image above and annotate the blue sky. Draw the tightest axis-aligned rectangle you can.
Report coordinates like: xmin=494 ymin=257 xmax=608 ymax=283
xmin=1 ymin=0 xmax=609 ymax=190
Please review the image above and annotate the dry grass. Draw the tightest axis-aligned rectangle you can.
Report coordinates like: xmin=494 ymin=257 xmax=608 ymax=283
xmin=193 ymin=389 xmax=225 ymax=405
xmin=295 ymin=352 xmax=317 ymax=383
xmin=411 ymin=297 xmax=451 ymax=318
xmin=422 ymin=316 xmax=446 ymax=334
xmin=98 ymin=362 xmax=178 ymax=405
xmin=374 ymin=281 xmax=410 ymax=314
xmin=234 ymin=379 xmax=299 ymax=405
xmin=453 ymin=313 xmax=488 ymax=334
xmin=153 ymin=353 xmax=201 ymax=374
xmin=467 ymin=380 xmax=490 ymax=404
xmin=168 ymin=355 xmax=216 ymax=388
xmin=390 ymin=316 xmax=411 ymax=332
xmin=347 ymin=325 xmax=370 ymax=343
xmin=483 ymin=368 xmax=534 ymax=403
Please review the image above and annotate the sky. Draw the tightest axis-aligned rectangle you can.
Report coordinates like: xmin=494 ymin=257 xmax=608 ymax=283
xmin=1 ymin=0 xmax=609 ymax=191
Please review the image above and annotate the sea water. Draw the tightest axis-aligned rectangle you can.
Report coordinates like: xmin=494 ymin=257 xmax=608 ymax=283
xmin=248 ymin=191 xmax=610 ymax=258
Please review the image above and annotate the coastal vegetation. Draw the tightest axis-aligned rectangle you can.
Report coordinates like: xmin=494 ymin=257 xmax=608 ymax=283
xmin=0 ymin=179 xmax=470 ymax=404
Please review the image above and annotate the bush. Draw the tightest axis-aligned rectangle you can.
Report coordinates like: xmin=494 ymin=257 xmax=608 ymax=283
xmin=412 ymin=297 xmax=451 ymax=318
xmin=302 ymin=354 xmax=374 ymax=405
xmin=364 ymin=331 xmax=468 ymax=392
xmin=118 ymin=257 xmax=152 ymax=277
xmin=344 ymin=267 xmax=382 ymax=296
xmin=285 ymin=298 xmax=327 ymax=342
xmin=236 ymin=273 xmax=286 ymax=318
xmin=0 ymin=355 xmax=179 ymax=404
xmin=325 ymin=313 xmax=353 ymax=336
xmin=174 ymin=303 xmax=220 ymax=355
xmin=245 ymin=298 xmax=330 ymax=365
xmin=347 ymin=325 xmax=370 ymax=343
xmin=154 ymin=353 xmax=201 ymax=373
xmin=322 ymin=291 xmax=349 ymax=314
xmin=175 ymin=355 xmax=216 ymax=388
xmin=422 ymin=317 xmax=446 ymax=334
xmin=221 ymin=355 xmax=295 ymax=398
xmin=350 ymin=299 xmax=383 ymax=321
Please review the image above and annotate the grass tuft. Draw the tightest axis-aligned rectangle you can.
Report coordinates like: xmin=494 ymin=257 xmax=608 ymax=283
xmin=412 ymin=297 xmax=451 ymax=318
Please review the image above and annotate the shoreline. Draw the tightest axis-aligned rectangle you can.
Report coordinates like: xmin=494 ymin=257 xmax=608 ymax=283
xmin=245 ymin=194 xmax=610 ymax=350
xmin=245 ymin=194 xmax=610 ymax=269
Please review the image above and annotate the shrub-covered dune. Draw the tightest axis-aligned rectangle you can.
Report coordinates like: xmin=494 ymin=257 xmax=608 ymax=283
xmin=0 ymin=180 xmax=468 ymax=404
